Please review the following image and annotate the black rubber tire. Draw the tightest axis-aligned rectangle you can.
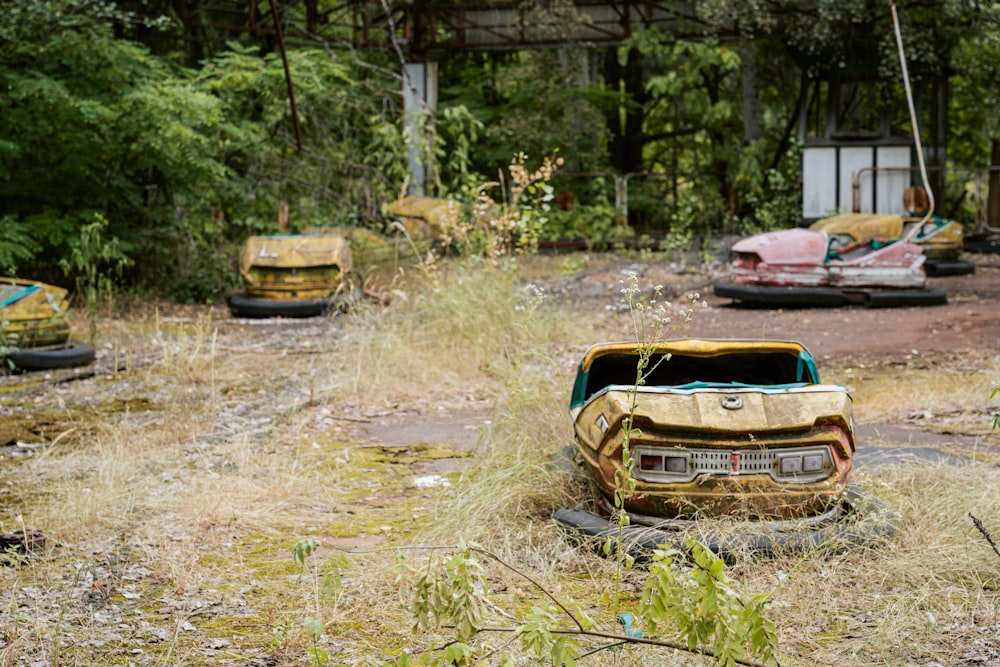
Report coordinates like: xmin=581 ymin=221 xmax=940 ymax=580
xmin=713 ymin=282 xmax=849 ymax=307
xmin=227 ymin=293 xmax=331 ymax=319
xmin=553 ymin=486 xmax=897 ymax=563
xmin=6 ymin=340 xmax=95 ymax=371
xmin=862 ymin=288 xmax=947 ymax=309
xmin=924 ymin=260 xmax=976 ymax=277
xmin=964 ymin=235 xmax=1000 ymax=254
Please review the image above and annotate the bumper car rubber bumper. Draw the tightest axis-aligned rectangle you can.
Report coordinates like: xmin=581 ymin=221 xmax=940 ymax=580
xmin=554 ymin=486 xmax=897 ymax=562
xmin=6 ymin=340 xmax=95 ymax=371
xmin=227 ymin=293 xmax=334 ymax=318
xmin=713 ymin=283 xmax=947 ymax=308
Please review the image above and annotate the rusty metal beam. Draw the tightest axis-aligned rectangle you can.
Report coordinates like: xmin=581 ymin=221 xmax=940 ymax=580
xmin=349 ymin=0 xmax=716 ymax=53
xmin=180 ymin=0 xmax=722 ymax=54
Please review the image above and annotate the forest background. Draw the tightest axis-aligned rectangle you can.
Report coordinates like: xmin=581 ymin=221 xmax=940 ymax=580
xmin=2 ymin=0 xmax=1000 ymax=302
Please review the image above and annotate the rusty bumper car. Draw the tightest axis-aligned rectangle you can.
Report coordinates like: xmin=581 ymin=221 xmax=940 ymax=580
xmin=713 ymin=228 xmax=946 ymax=308
xmin=810 ymin=212 xmax=974 ymax=277
xmin=1 ymin=278 xmax=95 ymax=371
xmin=554 ymin=339 xmax=896 ymax=559
xmin=227 ymin=233 xmax=361 ymax=318
xmin=383 ymin=195 xmax=463 ymax=241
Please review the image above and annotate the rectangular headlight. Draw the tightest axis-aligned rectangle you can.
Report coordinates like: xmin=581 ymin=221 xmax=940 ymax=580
xmin=779 ymin=456 xmax=802 ymax=474
xmin=664 ymin=456 xmax=687 ymax=473
xmin=802 ymin=454 xmax=824 ymax=472
xmin=639 ymin=454 xmax=663 ymax=471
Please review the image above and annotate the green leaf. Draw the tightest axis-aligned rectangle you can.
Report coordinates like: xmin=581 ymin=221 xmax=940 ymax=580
xmin=303 ymin=616 xmax=324 ymax=641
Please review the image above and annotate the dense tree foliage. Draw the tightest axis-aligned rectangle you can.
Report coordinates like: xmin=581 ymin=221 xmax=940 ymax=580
xmin=0 ymin=0 xmax=412 ymax=300
xmin=0 ymin=2 xmax=228 ymax=288
xmin=0 ymin=0 xmax=997 ymax=300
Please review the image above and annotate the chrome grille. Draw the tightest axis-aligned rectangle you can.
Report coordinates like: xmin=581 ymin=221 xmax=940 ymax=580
xmin=632 ymin=445 xmax=834 ymax=484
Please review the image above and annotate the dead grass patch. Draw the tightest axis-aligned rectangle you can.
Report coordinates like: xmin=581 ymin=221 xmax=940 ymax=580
xmin=831 ymin=357 xmax=999 ymax=423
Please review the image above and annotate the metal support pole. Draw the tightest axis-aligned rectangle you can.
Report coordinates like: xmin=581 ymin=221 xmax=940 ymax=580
xmin=614 ymin=175 xmax=628 ymax=226
xmin=402 ymin=62 xmax=438 ymax=195
xmin=270 ymin=0 xmax=303 ymax=152
xmin=888 ymin=0 xmax=933 ymax=238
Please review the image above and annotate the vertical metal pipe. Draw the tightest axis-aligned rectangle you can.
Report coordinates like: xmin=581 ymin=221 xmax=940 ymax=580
xmin=270 ymin=0 xmax=303 ymax=152
xmin=888 ymin=0 xmax=933 ymax=238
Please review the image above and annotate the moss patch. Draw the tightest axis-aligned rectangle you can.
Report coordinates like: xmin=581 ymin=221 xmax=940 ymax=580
xmin=94 ymin=397 xmax=162 ymax=413
xmin=369 ymin=443 xmax=475 ymax=465
xmin=0 ymin=412 xmax=87 ymax=447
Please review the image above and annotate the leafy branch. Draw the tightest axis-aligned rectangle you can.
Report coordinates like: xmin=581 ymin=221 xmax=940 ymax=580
xmin=991 ymin=384 xmax=999 ymax=431
xmin=390 ymin=539 xmax=777 ymax=666
xmin=58 ymin=214 xmax=130 ymax=344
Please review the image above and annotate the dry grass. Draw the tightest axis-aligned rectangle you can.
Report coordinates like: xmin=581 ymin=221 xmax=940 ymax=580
xmin=764 ymin=462 xmax=1000 ymax=665
xmin=828 ymin=357 xmax=1000 ymax=429
xmin=0 ymin=255 xmax=998 ymax=666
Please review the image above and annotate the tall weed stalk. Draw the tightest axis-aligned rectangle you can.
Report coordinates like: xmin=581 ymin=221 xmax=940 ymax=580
xmin=58 ymin=214 xmax=130 ymax=344
xmin=606 ymin=274 xmax=699 ymax=616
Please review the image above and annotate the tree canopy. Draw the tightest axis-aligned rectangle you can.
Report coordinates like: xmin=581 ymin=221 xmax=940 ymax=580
xmin=1 ymin=0 xmax=997 ymax=300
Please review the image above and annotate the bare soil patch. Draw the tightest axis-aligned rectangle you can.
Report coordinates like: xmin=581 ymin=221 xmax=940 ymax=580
xmin=526 ymin=252 xmax=1000 ymax=362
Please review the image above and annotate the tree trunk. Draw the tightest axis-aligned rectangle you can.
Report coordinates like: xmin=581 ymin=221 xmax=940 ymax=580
xmin=702 ymin=70 xmax=731 ymax=215
xmin=602 ymin=47 xmax=646 ymax=176
xmin=769 ymin=69 xmax=808 ymax=171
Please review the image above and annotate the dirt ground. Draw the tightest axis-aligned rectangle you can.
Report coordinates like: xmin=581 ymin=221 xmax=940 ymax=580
xmin=1 ymin=248 xmax=999 ymax=666
xmin=528 ymin=252 xmax=1000 ymax=363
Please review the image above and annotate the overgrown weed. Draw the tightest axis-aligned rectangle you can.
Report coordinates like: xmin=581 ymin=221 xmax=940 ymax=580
xmin=338 ymin=258 xmax=585 ymax=409
xmin=833 ymin=360 xmax=999 ymax=421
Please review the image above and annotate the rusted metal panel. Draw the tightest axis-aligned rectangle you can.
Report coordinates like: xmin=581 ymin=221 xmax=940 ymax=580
xmin=0 ymin=278 xmax=71 ymax=348
xmin=802 ymin=147 xmax=839 ymax=219
xmin=238 ymin=234 xmax=353 ymax=300
xmin=802 ymin=146 xmax=925 ymax=221
xmin=384 ymin=195 xmax=462 ymax=240
xmin=576 ymin=387 xmax=853 ymax=443
xmin=874 ymin=147 xmax=912 ymax=214
xmin=240 ymin=234 xmax=352 ymax=270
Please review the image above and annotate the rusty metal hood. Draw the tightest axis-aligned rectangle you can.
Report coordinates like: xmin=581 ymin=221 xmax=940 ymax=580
xmin=239 ymin=234 xmax=352 ymax=274
xmin=384 ymin=195 xmax=463 ymax=241
xmin=569 ymin=338 xmax=854 ymax=448
xmin=385 ymin=195 xmax=462 ymax=226
xmin=0 ymin=278 xmax=68 ymax=320
xmin=731 ymin=229 xmax=831 ymax=265
xmin=574 ymin=384 xmax=854 ymax=450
